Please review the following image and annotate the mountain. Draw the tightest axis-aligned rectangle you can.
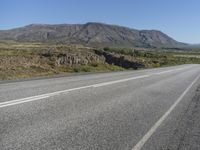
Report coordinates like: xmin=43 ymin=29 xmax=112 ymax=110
xmin=0 ymin=22 xmax=187 ymax=48
xmin=188 ymin=44 xmax=200 ymax=48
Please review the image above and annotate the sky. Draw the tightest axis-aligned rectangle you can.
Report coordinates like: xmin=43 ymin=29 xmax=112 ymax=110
xmin=1 ymin=0 xmax=200 ymax=43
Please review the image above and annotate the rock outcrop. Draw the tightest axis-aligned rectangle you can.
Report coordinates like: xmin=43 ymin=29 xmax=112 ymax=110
xmin=94 ymin=50 xmax=145 ymax=69
xmin=40 ymin=49 xmax=106 ymax=67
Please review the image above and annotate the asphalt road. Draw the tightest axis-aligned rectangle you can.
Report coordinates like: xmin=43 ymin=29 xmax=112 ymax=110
xmin=0 ymin=64 xmax=200 ymax=150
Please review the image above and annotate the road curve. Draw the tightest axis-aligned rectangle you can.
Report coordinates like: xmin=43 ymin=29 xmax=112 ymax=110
xmin=0 ymin=64 xmax=200 ymax=150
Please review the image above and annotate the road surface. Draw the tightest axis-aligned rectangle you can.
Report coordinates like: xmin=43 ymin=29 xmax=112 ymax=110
xmin=0 ymin=64 xmax=200 ymax=150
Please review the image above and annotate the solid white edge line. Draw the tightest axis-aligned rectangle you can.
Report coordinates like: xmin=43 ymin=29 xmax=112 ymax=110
xmin=92 ymin=75 xmax=149 ymax=88
xmin=0 ymin=95 xmax=50 ymax=108
xmin=153 ymin=70 xmax=174 ymax=75
xmin=132 ymin=74 xmax=200 ymax=150
xmin=0 ymin=67 xmax=187 ymax=108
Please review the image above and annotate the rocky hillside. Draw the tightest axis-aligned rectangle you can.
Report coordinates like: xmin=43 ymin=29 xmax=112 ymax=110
xmin=0 ymin=22 xmax=187 ymax=48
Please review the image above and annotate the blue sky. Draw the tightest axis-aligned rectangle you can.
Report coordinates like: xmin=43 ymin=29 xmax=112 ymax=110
xmin=1 ymin=0 xmax=200 ymax=43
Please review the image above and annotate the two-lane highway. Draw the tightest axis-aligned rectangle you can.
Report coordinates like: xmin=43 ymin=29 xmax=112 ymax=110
xmin=0 ymin=64 xmax=200 ymax=150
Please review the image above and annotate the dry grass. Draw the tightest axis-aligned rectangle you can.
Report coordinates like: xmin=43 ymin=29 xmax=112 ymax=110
xmin=0 ymin=42 xmax=123 ymax=80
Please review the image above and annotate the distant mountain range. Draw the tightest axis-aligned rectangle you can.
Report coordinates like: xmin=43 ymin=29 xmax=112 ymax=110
xmin=0 ymin=22 xmax=188 ymax=48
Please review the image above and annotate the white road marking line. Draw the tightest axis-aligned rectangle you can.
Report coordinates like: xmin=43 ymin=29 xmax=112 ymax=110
xmin=175 ymin=68 xmax=184 ymax=71
xmin=0 ymin=67 xmax=187 ymax=108
xmin=0 ymin=75 xmax=149 ymax=108
xmin=92 ymin=75 xmax=149 ymax=88
xmin=153 ymin=70 xmax=175 ymax=75
xmin=0 ymin=86 xmax=92 ymax=108
xmin=132 ymin=74 xmax=200 ymax=150
xmin=0 ymin=95 xmax=50 ymax=108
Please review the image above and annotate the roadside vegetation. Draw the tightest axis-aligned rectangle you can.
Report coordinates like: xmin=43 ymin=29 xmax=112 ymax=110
xmin=103 ymin=47 xmax=200 ymax=67
xmin=0 ymin=42 xmax=200 ymax=80
xmin=0 ymin=42 xmax=124 ymax=80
